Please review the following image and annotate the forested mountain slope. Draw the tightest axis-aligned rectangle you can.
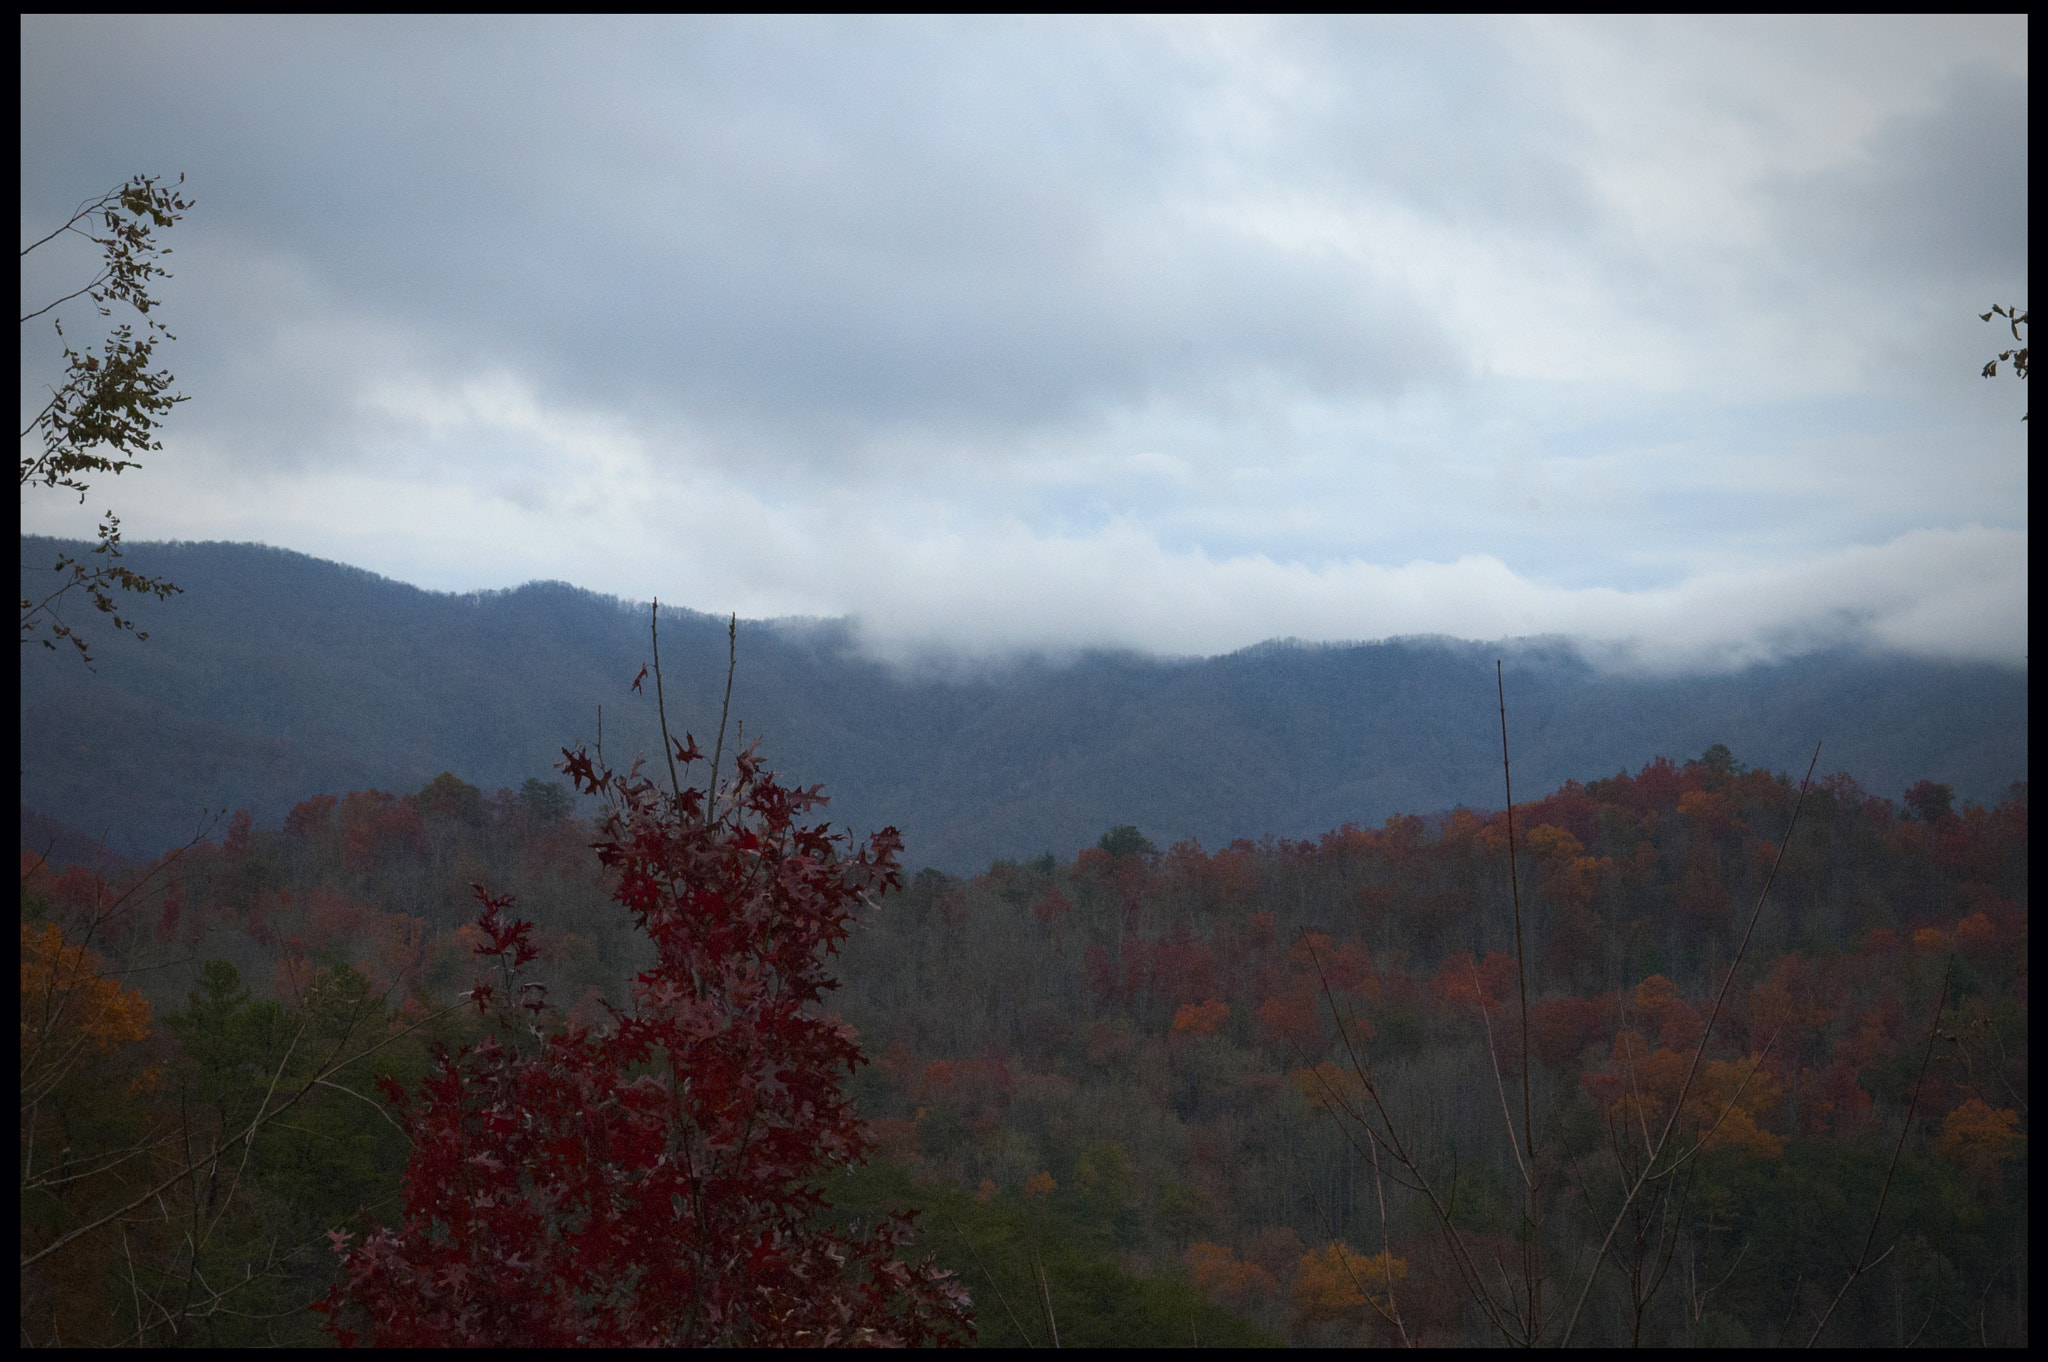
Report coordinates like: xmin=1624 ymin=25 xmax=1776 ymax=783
xmin=21 ymin=745 xmax=2027 ymax=1345
xmin=20 ymin=535 xmax=2029 ymax=871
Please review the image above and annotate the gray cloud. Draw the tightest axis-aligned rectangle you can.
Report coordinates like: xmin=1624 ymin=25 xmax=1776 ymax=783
xmin=19 ymin=16 xmax=2029 ymax=671
xmin=24 ymin=18 xmax=1461 ymax=441
xmin=1768 ymin=63 xmax=2027 ymax=307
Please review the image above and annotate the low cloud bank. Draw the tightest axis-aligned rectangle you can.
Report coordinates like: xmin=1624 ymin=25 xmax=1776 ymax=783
xmin=837 ymin=522 xmax=2027 ymax=674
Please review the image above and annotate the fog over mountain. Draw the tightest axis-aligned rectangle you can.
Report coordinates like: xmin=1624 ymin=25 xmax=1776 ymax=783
xmin=20 ymin=537 xmax=2028 ymax=873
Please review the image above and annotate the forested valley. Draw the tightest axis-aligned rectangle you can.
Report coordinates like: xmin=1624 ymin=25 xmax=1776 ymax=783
xmin=21 ymin=730 xmax=2026 ymax=1347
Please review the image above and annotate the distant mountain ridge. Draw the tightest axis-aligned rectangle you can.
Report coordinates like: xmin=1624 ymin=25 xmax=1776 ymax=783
xmin=19 ymin=536 xmax=2029 ymax=872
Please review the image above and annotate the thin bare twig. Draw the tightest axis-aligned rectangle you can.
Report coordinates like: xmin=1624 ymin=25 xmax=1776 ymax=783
xmin=1497 ymin=661 xmax=1541 ymax=1340
xmin=651 ymin=600 xmax=683 ymax=809
xmin=1558 ymin=740 xmax=1823 ymax=1346
xmin=707 ymin=613 xmax=737 ymax=826
xmin=938 ymin=1207 xmax=1037 ymax=1347
xmin=1033 ymin=1247 xmax=1060 ymax=1348
xmin=312 ymin=1078 xmax=416 ymax=1146
xmin=1472 ymin=997 xmax=1530 ymax=1188
xmin=21 ymin=995 xmax=466 ymax=1273
xmin=1299 ymin=935 xmax=1523 ymax=1342
xmin=1685 ymin=1239 xmax=1747 ymax=1332
xmin=1367 ymin=1130 xmax=1412 ymax=1348
xmin=1805 ymin=962 xmax=1952 ymax=1346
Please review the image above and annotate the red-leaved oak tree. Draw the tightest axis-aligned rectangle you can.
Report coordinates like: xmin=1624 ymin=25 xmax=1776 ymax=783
xmin=315 ymin=735 xmax=973 ymax=1346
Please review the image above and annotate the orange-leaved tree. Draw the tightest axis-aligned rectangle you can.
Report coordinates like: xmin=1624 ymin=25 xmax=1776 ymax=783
xmin=20 ymin=883 xmax=164 ymax=1344
xmin=1293 ymin=1241 xmax=1408 ymax=1326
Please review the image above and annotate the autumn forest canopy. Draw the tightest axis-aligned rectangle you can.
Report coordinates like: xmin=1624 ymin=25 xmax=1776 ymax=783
xmin=21 ymin=715 xmax=2028 ymax=1345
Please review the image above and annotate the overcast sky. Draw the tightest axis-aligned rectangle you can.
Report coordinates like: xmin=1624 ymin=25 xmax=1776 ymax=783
xmin=20 ymin=16 xmax=2028 ymax=669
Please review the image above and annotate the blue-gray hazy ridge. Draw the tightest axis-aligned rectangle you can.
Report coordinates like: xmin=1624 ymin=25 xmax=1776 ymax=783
xmin=20 ymin=536 xmax=2030 ymax=872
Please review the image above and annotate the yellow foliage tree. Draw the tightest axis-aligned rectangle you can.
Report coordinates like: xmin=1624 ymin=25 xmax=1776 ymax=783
xmin=1172 ymin=997 xmax=1231 ymax=1037
xmin=1290 ymin=1060 xmax=1368 ymax=1115
xmin=1934 ymin=1097 xmax=2024 ymax=1183
xmin=1598 ymin=1031 xmax=1784 ymax=1159
xmin=1185 ymin=1240 xmax=1279 ymax=1310
xmin=1292 ymin=1242 xmax=1407 ymax=1325
xmin=1687 ymin=1056 xmax=1785 ymax=1158
xmin=1523 ymin=824 xmax=1584 ymax=860
xmin=1525 ymin=826 xmax=1610 ymax=912
xmin=20 ymin=920 xmax=154 ymax=1094
xmin=1912 ymin=927 xmax=1953 ymax=954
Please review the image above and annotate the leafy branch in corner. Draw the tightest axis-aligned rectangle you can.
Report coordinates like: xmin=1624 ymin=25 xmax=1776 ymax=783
xmin=1979 ymin=303 xmax=2027 ymax=420
xmin=21 ymin=173 xmax=193 ymax=666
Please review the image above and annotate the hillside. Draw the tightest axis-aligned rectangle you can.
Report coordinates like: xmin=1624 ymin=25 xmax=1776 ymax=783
xmin=21 ymin=732 xmax=2028 ymax=1346
xmin=19 ymin=535 xmax=2030 ymax=871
